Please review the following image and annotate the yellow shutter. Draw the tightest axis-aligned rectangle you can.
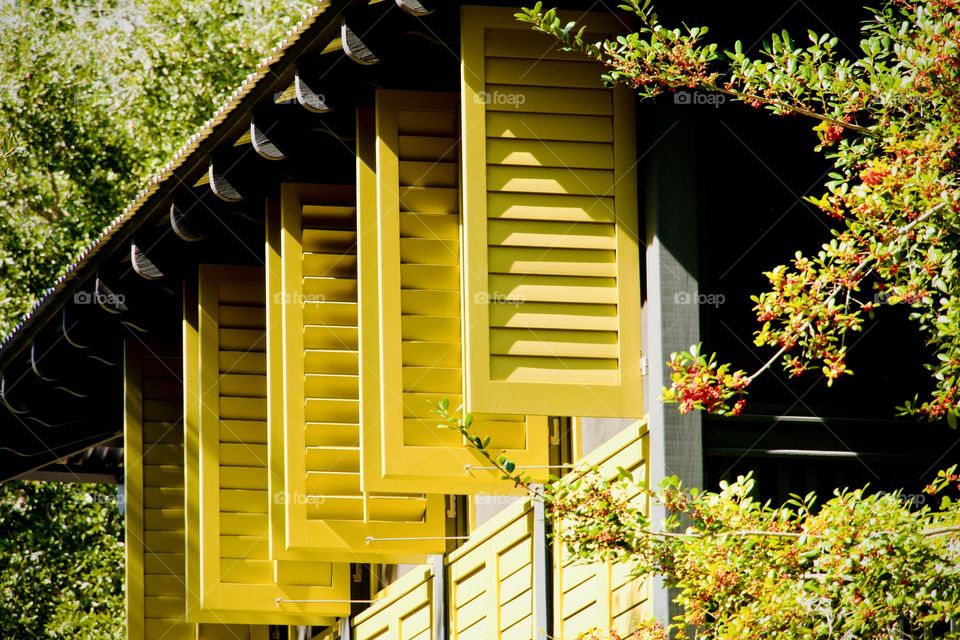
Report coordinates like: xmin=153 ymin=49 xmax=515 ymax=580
xmin=460 ymin=6 xmax=643 ymax=418
xmin=554 ymin=421 xmax=651 ymax=636
xmin=352 ymin=565 xmax=435 ymax=640
xmin=124 ymin=342 xmax=270 ymax=640
xmin=367 ymin=89 xmax=550 ymax=494
xmin=268 ymin=180 xmax=446 ymax=561
xmin=446 ymin=499 xmax=539 ymax=639
xmin=184 ymin=265 xmax=348 ymax=623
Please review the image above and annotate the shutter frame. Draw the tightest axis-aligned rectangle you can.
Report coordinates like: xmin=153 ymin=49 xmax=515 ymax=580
xmin=269 ymin=181 xmax=447 ymax=562
xmin=363 ymin=89 xmax=552 ymax=495
xmin=185 ymin=264 xmax=349 ymax=623
xmin=127 ymin=341 xmax=270 ymax=639
xmin=461 ymin=6 xmax=644 ymax=419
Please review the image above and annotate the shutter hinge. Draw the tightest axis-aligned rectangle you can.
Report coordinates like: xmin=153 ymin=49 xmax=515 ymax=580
xmin=640 ymin=355 xmax=649 ymax=377
xmin=445 ymin=494 xmax=457 ymax=518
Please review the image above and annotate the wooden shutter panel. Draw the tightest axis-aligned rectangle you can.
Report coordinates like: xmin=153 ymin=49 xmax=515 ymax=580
xmin=125 ymin=343 xmax=193 ymax=640
xmin=268 ymin=181 xmax=446 ymax=561
xmin=446 ymin=499 xmax=539 ymax=639
xmin=124 ymin=342 xmax=270 ymax=640
xmin=184 ymin=265 xmax=348 ymax=623
xmin=554 ymin=421 xmax=650 ymax=636
xmin=460 ymin=6 xmax=643 ymax=418
xmin=365 ymin=89 xmax=551 ymax=495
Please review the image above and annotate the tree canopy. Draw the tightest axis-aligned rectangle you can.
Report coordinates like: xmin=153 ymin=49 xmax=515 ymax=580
xmin=0 ymin=1 xmax=315 ymax=636
xmin=0 ymin=0 xmax=314 ymax=336
xmin=0 ymin=481 xmax=124 ymax=639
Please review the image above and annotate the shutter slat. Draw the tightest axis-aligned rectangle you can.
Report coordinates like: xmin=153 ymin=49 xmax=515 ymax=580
xmin=219 ymin=374 xmax=267 ymax=398
xmin=399 ymin=186 xmax=459 ymax=214
xmin=303 ymin=253 xmax=357 ymax=278
xmin=401 ymin=315 xmax=460 ymax=341
xmin=488 ymin=274 xmax=619 ymax=304
xmin=302 ymin=276 xmax=358 ymax=301
xmin=488 ymin=246 xmax=617 ymax=277
xmin=398 ymin=212 xmax=460 ymax=239
xmin=301 ymin=229 xmax=358 ymax=253
xmin=303 ymin=373 xmax=359 ymax=398
xmin=398 ymin=135 xmax=458 ymax=161
xmin=483 ymin=83 xmax=612 ymax=115
xmin=486 ymin=165 xmax=614 ymax=196
xmin=399 ymin=265 xmax=460 ymax=291
xmin=487 ymin=112 xmax=612 ymax=142
xmin=398 ymin=160 xmax=458 ymax=188
xmin=487 ymin=138 xmax=614 ymax=169
xmin=487 ymin=192 xmax=615 ymax=222
xmin=487 ymin=219 xmax=616 ymax=250
xmin=305 ymin=422 xmax=360 ymax=447
xmin=485 ymin=57 xmax=606 ymax=88
xmin=490 ymin=355 xmax=620 ymax=384
xmin=489 ymin=301 xmax=619 ymax=331
xmin=303 ymin=325 xmax=359 ymax=350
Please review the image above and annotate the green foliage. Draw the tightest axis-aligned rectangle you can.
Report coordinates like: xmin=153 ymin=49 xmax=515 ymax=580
xmin=447 ymin=404 xmax=960 ymax=638
xmin=0 ymin=0 xmax=314 ymax=336
xmin=549 ymin=466 xmax=960 ymax=639
xmin=0 ymin=1 xmax=317 ymax=636
xmin=0 ymin=481 xmax=124 ymax=639
xmin=519 ymin=0 xmax=960 ymax=419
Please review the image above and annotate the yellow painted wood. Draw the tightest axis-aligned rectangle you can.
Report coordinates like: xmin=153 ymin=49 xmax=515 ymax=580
xmin=487 ymin=138 xmax=614 ymax=169
xmin=352 ymin=565 xmax=434 ymax=640
xmin=365 ymin=89 xmax=550 ymax=495
xmin=461 ymin=6 xmax=644 ymax=418
xmin=485 ymin=85 xmax=612 ymax=118
xmin=484 ymin=57 xmax=606 ymax=89
xmin=554 ymin=421 xmax=652 ymax=638
xmin=487 ymin=220 xmax=616 ymax=250
xmin=486 ymin=165 xmax=615 ymax=196
xmin=486 ymin=112 xmax=613 ymax=142
xmin=483 ymin=28 xmax=607 ymax=61
xmin=268 ymin=171 xmax=445 ymax=562
xmin=184 ymin=264 xmax=347 ymax=624
xmin=126 ymin=341 xmax=272 ymax=640
xmin=446 ymin=499 xmax=539 ymax=639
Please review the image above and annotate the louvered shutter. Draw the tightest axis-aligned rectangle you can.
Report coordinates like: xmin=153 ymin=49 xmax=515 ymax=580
xmin=460 ymin=6 xmax=643 ymax=418
xmin=124 ymin=342 xmax=271 ymax=640
xmin=268 ymin=181 xmax=446 ymax=561
xmin=554 ymin=421 xmax=650 ymax=636
xmin=446 ymin=499 xmax=539 ymax=639
xmin=366 ymin=89 xmax=550 ymax=494
xmin=124 ymin=344 xmax=193 ymax=640
xmin=184 ymin=265 xmax=348 ymax=623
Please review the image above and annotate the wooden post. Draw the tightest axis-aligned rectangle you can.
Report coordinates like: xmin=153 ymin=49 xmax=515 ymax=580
xmin=642 ymin=109 xmax=703 ymax=630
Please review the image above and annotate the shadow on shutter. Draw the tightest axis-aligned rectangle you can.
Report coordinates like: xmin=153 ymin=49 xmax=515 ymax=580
xmin=184 ymin=265 xmax=349 ymax=623
xmin=125 ymin=341 xmax=273 ymax=638
xmin=363 ymin=89 xmax=552 ymax=495
xmin=268 ymin=178 xmax=447 ymax=563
